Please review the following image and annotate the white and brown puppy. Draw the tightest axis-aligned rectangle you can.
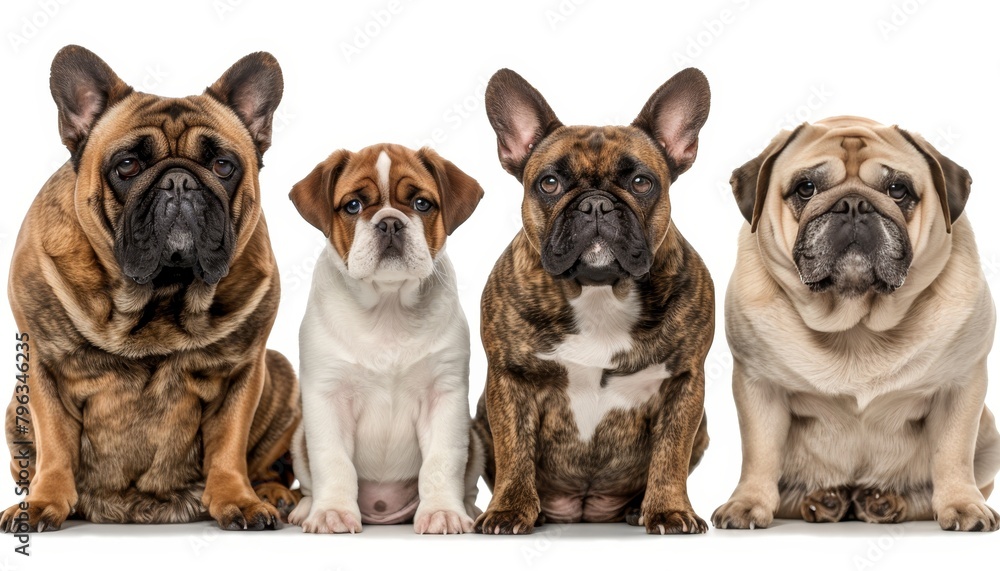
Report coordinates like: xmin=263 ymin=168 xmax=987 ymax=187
xmin=713 ymin=116 xmax=1000 ymax=532
xmin=286 ymin=144 xmax=484 ymax=534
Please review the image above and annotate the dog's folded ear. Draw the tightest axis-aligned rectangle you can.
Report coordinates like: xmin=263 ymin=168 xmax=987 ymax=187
xmin=206 ymin=52 xmax=283 ymax=157
xmin=485 ymin=69 xmax=563 ymax=182
xmin=50 ymin=45 xmax=133 ymax=159
xmin=418 ymin=148 xmax=484 ymax=235
xmin=731 ymin=124 xmax=806 ymax=232
xmin=895 ymin=127 xmax=971 ymax=234
xmin=632 ymin=68 xmax=711 ymax=181
xmin=289 ymin=150 xmax=353 ymax=236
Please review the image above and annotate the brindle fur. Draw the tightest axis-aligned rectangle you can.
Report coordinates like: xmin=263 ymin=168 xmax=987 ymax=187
xmin=473 ymin=69 xmax=714 ymax=535
xmin=0 ymin=46 xmax=299 ymax=532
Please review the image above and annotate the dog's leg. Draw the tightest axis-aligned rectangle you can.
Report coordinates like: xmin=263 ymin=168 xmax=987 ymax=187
xmin=689 ymin=412 xmax=709 ymax=471
xmin=641 ymin=369 xmax=708 ymax=535
xmin=201 ymin=353 xmax=279 ymax=531
xmin=800 ymin=487 xmax=852 ymax=522
xmin=712 ymin=362 xmax=789 ymax=529
xmin=413 ymin=379 xmax=476 ymax=534
xmin=974 ymin=406 xmax=1000 ymax=502
xmin=463 ymin=429 xmax=484 ymax=520
xmin=294 ymin=368 xmax=362 ymax=534
xmin=246 ymin=350 xmax=300 ymax=521
xmin=286 ymin=424 xmax=311 ymax=526
xmin=1 ymin=367 xmax=80 ymax=533
xmin=473 ymin=367 xmax=540 ymax=535
xmin=851 ymin=488 xmax=908 ymax=523
xmin=472 ymin=393 xmax=495 ymax=490
xmin=927 ymin=362 xmax=999 ymax=531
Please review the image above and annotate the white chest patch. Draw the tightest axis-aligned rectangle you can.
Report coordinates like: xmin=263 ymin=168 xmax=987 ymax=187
xmin=538 ymin=286 xmax=669 ymax=440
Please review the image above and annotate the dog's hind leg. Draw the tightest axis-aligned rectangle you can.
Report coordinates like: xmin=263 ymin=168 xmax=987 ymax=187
xmin=464 ymin=428 xmax=485 ymax=519
xmin=247 ymin=349 xmax=302 ymax=521
xmin=800 ymin=486 xmax=852 ymax=523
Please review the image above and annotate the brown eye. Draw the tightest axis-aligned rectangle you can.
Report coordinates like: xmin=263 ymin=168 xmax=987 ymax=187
xmin=115 ymin=158 xmax=141 ymax=179
xmin=538 ymin=175 xmax=560 ymax=194
xmin=213 ymin=159 xmax=235 ymax=179
xmin=795 ymin=180 xmax=817 ymax=199
xmin=887 ymin=182 xmax=909 ymax=202
xmin=630 ymin=175 xmax=653 ymax=194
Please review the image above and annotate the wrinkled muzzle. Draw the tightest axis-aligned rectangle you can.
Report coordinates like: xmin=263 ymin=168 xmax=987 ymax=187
xmin=115 ymin=162 xmax=234 ymax=285
xmin=541 ymin=190 xmax=651 ymax=284
xmin=792 ymin=191 xmax=912 ymax=297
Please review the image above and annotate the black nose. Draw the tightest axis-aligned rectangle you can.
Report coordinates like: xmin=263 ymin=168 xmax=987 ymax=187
xmin=377 ymin=217 xmax=404 ymax=235
xmin=156 ymin=168 xmax=199 ymax=192
xmin=578 ymin=195 xmax=614 ymax=215
xmin=832 ymin=194 xmax=874 ymax=218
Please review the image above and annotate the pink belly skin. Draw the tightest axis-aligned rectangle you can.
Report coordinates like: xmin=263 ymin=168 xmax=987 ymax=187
xmin=541 ymin=493 xmax=635 ymax=523
xmin=357 ymin=479 xmax=420 ymax=525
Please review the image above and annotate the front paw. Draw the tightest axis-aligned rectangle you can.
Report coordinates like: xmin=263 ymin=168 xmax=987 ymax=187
xmin=934 ymin=498 xmax=999 ymax=532
xmin=641 ymin=508 xmax=707 ymax=535
xmin=300 ymin=505 xmax=363 ymax=534
xmin=0 ymin=499 xmax=73 ymax=533
xmin=414 ymin=508 xmax=474 ymax=535
xmin=474 ymin=508 xmax=538 ymax=535
xmin=712 ymin=497 xmax=774 ymax=530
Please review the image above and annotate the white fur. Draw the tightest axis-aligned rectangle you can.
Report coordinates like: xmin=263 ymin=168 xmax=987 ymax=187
xmin=345 ymin=208 xmax=434 ymax=282
xmin=290 ymin=217 xmax=478 ymax=534
xmin=375 ymin=150 xmax=391 ymax=193
xmin=538 ymin=286 xmax=669 ymax=440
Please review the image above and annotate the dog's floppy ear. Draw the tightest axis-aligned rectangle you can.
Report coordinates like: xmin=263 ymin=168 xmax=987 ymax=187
xmin=731 ymin=124 xmax=806 ymax=233
xmin=418 ymin=148 xmax=484 ymax=235
xmin=49 ymin=45 xmax=133 ymax=159
xmin=485 ymin=69 xmax=563 ymax=182
xmin=206 ymin=52 xmax=283 ymax=156
xmin=632 ymin=68 xmax=711 ymax=181
xmin=289 ymin=150 xmax=353 ymax=236
xmin=895 ymin=127 xmax=971 ymax=234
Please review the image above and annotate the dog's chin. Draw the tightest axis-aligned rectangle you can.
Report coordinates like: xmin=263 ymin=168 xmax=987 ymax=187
xmin=126 ymin=262 xmax=227 ymax=288
xmin=798 ymin=249 xmax=907 ymax=298
xmin=348 ymin=250 xmax=434 ymax=283
xmin=555 ymin=241 xmax=630 ymax=286
xmin=150 ymin=267 xmax=197 ymax=288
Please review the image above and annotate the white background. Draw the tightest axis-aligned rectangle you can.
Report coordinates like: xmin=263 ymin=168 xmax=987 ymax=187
xmin=1 ymin=0 xmax=999 ymax=569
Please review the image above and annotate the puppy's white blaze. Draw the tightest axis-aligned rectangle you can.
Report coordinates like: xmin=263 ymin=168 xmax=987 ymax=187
xmin=538 ymin=286 xmax=666 ymax=440
xmin=376 ymin=151 xmax=391 ymax=195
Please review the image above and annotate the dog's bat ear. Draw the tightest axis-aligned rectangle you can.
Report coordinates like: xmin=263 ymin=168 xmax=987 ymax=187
xmin=485 ymin=69 xmax=563 ymax=182
xmin=895 ymin=127 xmax=970 ymax=234
xmin=289 ymin=150 xmax=353 ymax=236
xmin=731 ymin=124 xmax=806 ymax=233
xmin=418 ymin=147 xmax=484 ymax=235
xmin=207 ymin=52 xmax=283 ymax=156
xmin=50 ymin=45 xmax=133 ymax=159
xmin=632 ymin=68 xmax=710 ymax=180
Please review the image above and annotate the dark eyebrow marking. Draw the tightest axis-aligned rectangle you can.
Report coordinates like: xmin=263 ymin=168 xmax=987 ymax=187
xmin=782 ymin=162 xmax=830 ymax=198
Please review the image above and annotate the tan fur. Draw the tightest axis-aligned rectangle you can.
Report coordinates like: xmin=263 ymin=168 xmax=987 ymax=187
xmin=0 ymin=47 xmax=299 ymax=532
xmin=714 ymin=116 xmax=1000 ymax=532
